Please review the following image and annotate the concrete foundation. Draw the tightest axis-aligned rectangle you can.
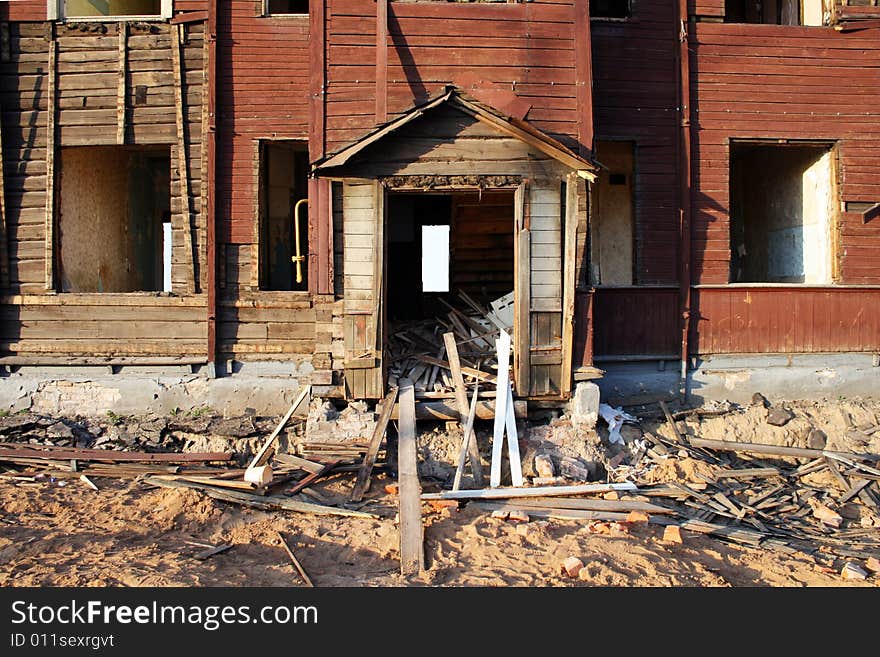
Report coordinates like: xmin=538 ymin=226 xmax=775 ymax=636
xmin=597 ymin=353 xmax=880 ymax=407
xmin=1 ymin=353 xmax=877 ymax=418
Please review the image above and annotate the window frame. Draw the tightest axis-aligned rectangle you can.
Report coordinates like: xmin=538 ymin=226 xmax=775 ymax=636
xmin=590 ymin=0 xmax=634 ymax=22
xmin=48 ymin=0 xmax=173 ymax=22
xmin=262 ymin=0 xmax=310 ymax=17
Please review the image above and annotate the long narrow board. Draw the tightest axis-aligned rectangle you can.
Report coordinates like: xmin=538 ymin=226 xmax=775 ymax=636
xmin=397 ymin=379 xmax=424 ymax=575
xmin=443 ymin=332 xmax=483 ymax=487
xmin=504 ymin=378 xmax=523 ymax=487
xmin=350 ymin=387 xmax=398 ymax=502
xmin=490 ymin=330 xmax=512 ymax=487
xmin=453 ymin=381 xmax=480 ymax=492
xmin=247 ymin=386 xmax=310 ymax=471
xmin=422 ymin=482 xmax=638 ymax=501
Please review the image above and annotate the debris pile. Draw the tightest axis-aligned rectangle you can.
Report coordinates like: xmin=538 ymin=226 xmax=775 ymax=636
xmin=386 ymin=290 xmax=511 ymax=395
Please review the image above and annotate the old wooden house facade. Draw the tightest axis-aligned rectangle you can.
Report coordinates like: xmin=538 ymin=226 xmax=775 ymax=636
xmin=0 ymin=0 xmax=877 ymax=407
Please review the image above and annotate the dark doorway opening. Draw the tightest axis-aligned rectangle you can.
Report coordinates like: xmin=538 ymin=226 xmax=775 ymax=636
xmin=386 ymin=190 xmax=515 ymax=322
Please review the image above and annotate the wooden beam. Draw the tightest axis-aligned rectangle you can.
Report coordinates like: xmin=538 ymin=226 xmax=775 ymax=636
xmin=375 ymin=0 xmax=388 ymax=124
xmin=0 ymin=446 xmax=232 ymax=463
xmin=171 ymin=23 xmax=196 ymax=294
xmin=116 ymin=23 xmax=127 ymax=145
xmin=390 ymin=398 xmax=526 ymax=421
xmin=0 ymin=102 xmax=8 ymax=289
xmin=453 ymin=381 xmax=480 ymax=492
xmin=422 ymin=482 xmax=638 ymax=501
xmin=350 ymin=387 xmax=398 ymax=502
xmin=44 ymin=31 xmax=57 ymax=291
xmin=560 ymin=174 xmax=578 ymax=397
xmin=689 ymin=437 xmax=880 ymax=463
xmin=276 ymin=531 xmax=314 ymax=587
xmin=443 ymin=332 xmax=483 ymax=488
xmin=397 ymin=379 xmax=424 ymax=575
xmin=503 ymin=378 xmax=523 ymax=487
xmin=170 ymin=10 xmax=209 ymax=24
xmin=247 ymin=386 xmax=310 ymax=470
xmin=514 ymin=181 xmax=530 ymax=395
xmin=308 ymin=0 xmax=326 ymax=162
xmin=574 ymin=0 xmax=593 ymax=155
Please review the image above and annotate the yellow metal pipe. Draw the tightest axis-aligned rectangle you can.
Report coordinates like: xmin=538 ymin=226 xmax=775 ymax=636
xmin=292 ymin=198 xmax=308 ymax=284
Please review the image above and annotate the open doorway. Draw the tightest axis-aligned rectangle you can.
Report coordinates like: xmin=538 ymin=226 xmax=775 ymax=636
xmin=387 ymin=190 xmax=515 ymax=321
xmin=385 ymin=190 xmax=516 ymax=392
xmin=729 ymin=141 xmax=836 ymax=284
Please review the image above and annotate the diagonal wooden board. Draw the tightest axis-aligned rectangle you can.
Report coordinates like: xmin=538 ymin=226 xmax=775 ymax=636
xmin=504 ymin=377 xmax=524 ymax=487
xmin=397 ymin=379 xmax=424 ymax=575
xmin=443 ymin=332 xmax=484 ymax=488
xmin=350 ymin=387 xmax=399 ymax=502
xmin=453 ymin=380 xmax=480 ymax=492
xmin=247 ymin=386 xmax=311 ymax=472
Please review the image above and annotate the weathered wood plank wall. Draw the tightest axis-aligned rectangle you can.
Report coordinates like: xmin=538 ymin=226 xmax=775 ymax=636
xmin=0 ymin=19 xmax=209 ymax=361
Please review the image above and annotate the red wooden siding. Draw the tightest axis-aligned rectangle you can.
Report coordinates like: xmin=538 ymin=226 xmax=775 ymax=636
xmin=217 ymin=1 xmax=310 ymax=244
xmin=690 ymin=23 xmax=880 ymax=285
xmin=0 ymin=1 xmax=45 ymax=21
xmin=691 ymin=287 xmax=880 ymax=353
xmin=591 ymin=288 xmax=680 ymax=357
xmin=325 ymin=0 xmax=583 ymax=155
xmin=591 ymin=1 xmax=679 ymax=285
xmin=689 ymin=0 xmax=724 ymax=18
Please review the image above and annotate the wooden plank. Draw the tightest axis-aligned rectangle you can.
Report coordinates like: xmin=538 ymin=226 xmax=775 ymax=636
xmin=145 ymin=477 xmax=377 ymax=519
xmin=503 ymin=377 xmax=524 ymax=487
xmin=560 ymin=173 xmax=578 ymax=397
xmin=285 ymin=460 xmax=339 ymax=496
xmin=453 ymin=380 xmax=480 ymax=492
xmin=660 ymin=400 xmax=690 ymax=446
xmin=689 ymin=437 xmax=880 ymax=463
xmin=510 ymin=497 xmax=676 ymax=514
xmin=276 ymin=531 xmax=314 ymax=588
xmin=0 ymin=446 xmax=232 ymax=463
xmin=350 ymin=387 xmax=398 ymax=502
xmin=443 ymin=332 xmax=483 ymax=488
xmin=247 ymin=386 xmax=310 ymax=470
xmin=0 ymin=104 xmax=8 ymax=289
xmin=44 ymin=34 xmax=56 ymax=291
xmin=514 ymin=181 xmax=530 ymax=395
xmin=171 ymin=23 xmax=195 ymax=294
xmin=397 ymin=379 xmax=424 ymax=575
xmin=390 ymin=399 xmax=526 ymax=421
xmin=422 ymin=482 xmax=638 ymax=501
xmin=491 ymin=329 xmax=511 ymax=488
xmin=116 ymin=23 xmax=126 ymax=145
xmin=375 ymin=0 xmax=387 ymax=124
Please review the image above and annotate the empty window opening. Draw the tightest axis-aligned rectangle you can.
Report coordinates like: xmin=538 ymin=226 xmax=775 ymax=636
xmin=259 ymin=141 xmax=309 ymax=291
xmin=724 ymin=0 xmax=825 ymax=25
xmin=265 ymin=0 xmax=309 ymax=14
xmin=60 ymin=1 xmax=165 ymax=18
xmin=590 ymin=140 xmax=635 ymax=286
xmin=58 ymin=146 xmax=171 ymax=293
xmin=591 ymin=0 xmax=631 ymax=19
xmin=729 ymin=142 xmax=835 ymax=284
xmin=422 ymin=225 xmax=450 ymax=293
xmin=387 ymin=191 xmax=514 ymax=322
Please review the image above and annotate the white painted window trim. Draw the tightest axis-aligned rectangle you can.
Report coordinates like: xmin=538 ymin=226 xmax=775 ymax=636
xmin=49 ymin=0 xmax=172 ymax=21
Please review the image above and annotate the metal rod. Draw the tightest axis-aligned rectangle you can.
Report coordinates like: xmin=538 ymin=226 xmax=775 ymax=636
xmin=292 ymin=198 xmax=308 ymax=284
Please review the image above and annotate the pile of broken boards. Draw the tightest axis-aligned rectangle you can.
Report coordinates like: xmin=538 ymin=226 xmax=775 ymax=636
xmin=461 ymin=401 xmax=880 ymax=580
xmin=386 ymin=290 xmax=511 ymax=395
xmin=0 ymin=437 xmax=379 ymax=522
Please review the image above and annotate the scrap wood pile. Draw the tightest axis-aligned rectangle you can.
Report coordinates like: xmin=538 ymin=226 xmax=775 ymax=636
xmin=585 ymin=401 xmax=880 ymax=576
xmin=386 ymin=290 xmax=511 ymax=395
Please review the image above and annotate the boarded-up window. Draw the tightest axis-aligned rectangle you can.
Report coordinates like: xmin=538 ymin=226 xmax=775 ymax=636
xmin=59 ymin=1 xmax=168 ymax=18
xmin=729 ymin=142 xmax=836 ymax=284
xmin=259 ymin=141 xmax=309 ymax=291
xmin=58 ymin=146 xmax=171 ymax=293
xmin=265 ymin=0 xmax=309 ymax=14
xmin=590 ymin=141 xmax=635 ymax=286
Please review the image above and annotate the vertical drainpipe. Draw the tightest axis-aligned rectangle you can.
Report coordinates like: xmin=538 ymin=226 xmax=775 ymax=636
xmin=206 ymin=0 xmax=218 ymax=374
xmin=676 ymin=0 xmax=693 ymax=401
